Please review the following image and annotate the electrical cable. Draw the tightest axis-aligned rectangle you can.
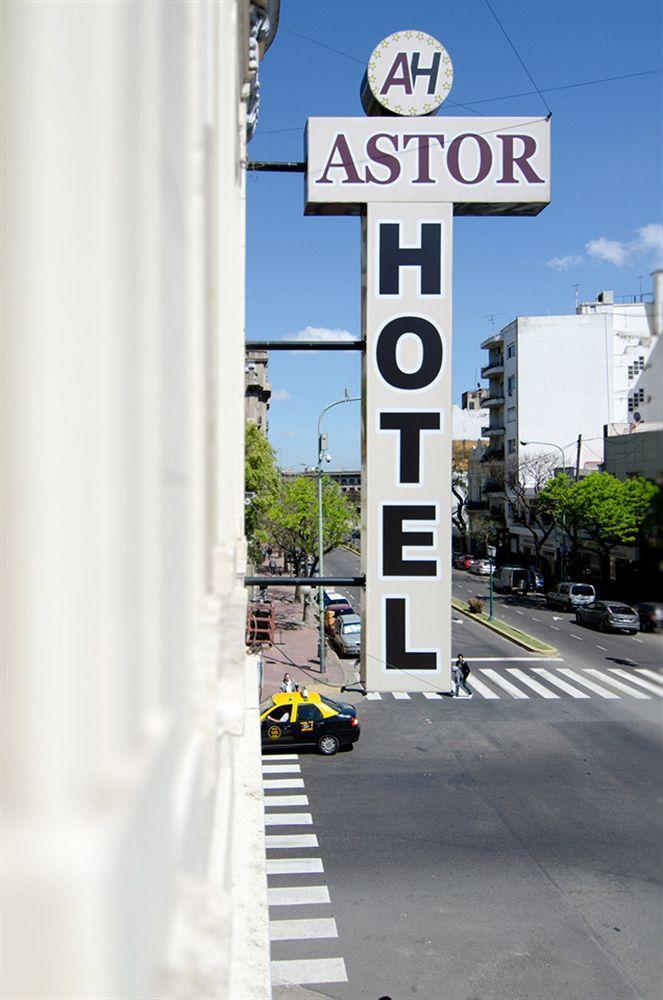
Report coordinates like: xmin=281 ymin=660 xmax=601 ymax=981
xmin=483 ymin=0 xmax=553 ymax=116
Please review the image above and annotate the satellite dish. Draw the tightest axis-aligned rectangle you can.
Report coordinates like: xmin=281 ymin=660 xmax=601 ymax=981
xmin=633 ymin=411 xmax=642 ymax=423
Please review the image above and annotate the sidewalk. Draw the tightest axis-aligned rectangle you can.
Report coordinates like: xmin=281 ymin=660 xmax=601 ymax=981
xmin=257 ymin=584 xmax=354 ymax=700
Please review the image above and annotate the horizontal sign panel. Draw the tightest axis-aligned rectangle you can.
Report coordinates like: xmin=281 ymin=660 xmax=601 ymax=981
xmin=306 ymin=116 xmax=551 ymax=216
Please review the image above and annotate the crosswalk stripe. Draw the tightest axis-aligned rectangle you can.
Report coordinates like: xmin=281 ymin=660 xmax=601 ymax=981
xmin=532 ymin=668 xmax=590 ymax=698
xmin=366 ymin=691 xmax=382 ymax=700
xmin=263 ymin=764 xmax=301 ymax=775
xmin=423 ymin=692 xmax=443 ymax=699
xmin=269 ymin=917 xmax=337 ymax=941
xmin=266 ymin=858 xmax=324 ymax=875
xmin=268 ymin=885 xmax=330 ymax=906
xmin=392 ymin=692 xmax=411 ymax=700
xmin=506 ymin=668 xmax=560 ymax=698
xmin=555 ymin=667 xmax=619 ymax=699
xmin=608 ymin=668 xmax=663 ymax=696
xmin=265 ymin=813 xmax=312 ymax=826
xmin=264 ymin=795 xmax=309 ymax=807
xmin=263 ymin=778 xmax=305 ymax=790
xmin=262 ymin=754 xmax=299 ymax=761
xmin=636 ymin=669 xmax=663 ymax=685
xmin=467 ymin=674 xmax=500 ymax=699
xmin=480 ymin=668 xmax=529 ymax=699
xmin=266 ymin=834 xmax=318 ymax=849
xmin=271 ymin=957 xmax=348 ymax=985
xmin=584 ymin=668 xmax=649 ymax=699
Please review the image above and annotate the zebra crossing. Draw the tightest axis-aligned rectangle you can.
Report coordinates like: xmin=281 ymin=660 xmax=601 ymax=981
xmin=363 ymin=666 xmax=663 ymax=702
xmin=262 ymin=753 xmax=348 ymax=989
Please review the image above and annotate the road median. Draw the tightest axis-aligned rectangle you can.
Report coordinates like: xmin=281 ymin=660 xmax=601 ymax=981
xmin=453 ymin=597 xmax=558 ymax=656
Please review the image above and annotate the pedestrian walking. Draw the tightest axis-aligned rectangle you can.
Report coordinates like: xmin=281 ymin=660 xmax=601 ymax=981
xmin=452 ymin=654 xmax=473 ymax=698
xmin=280 ymin=672 xmax=296 ymax=692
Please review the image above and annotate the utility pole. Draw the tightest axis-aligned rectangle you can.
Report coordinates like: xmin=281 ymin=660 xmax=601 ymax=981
xmin=575 ymin=433 xmax=582 ymax=481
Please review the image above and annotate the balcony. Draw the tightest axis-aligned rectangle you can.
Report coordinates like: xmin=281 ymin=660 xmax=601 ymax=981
xmin=480 ymin=333 xmax=503 ymax=350
xmin=481 ymin=362 xmax=505 ymax=378
xmin=481 ymin=425 xmax=505 ymax=437
xmin=484 ymin=395 xmax=505 ymax=408
xmin=480 ymin=448 xmax=505 ymax=463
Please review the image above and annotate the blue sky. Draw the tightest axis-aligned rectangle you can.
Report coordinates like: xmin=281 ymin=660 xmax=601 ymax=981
xmin=246 ymin=0 xmax=662 ymax=471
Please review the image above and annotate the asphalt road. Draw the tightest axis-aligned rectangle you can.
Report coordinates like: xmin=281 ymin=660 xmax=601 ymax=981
xmin=267 ymin=547 xmax=663 ymax=1000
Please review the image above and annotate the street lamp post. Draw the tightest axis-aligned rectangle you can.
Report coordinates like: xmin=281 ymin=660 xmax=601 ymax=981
xmin=316 ymin=392 xmax=360 ymax=674
xmin=519 ymin=439 xmax=568 ymax=581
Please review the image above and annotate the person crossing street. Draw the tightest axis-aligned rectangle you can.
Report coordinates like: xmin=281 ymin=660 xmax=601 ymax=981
xmin=452 ymin=654 xmax=473 ymax=698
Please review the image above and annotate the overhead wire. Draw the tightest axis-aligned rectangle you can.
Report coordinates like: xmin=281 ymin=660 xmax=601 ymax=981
xmin=483 ymin=0 xmax=553 ymax=116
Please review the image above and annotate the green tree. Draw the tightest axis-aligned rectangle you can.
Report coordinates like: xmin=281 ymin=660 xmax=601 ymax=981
xmin=245 ymin=422 xmax=280 ymax=565
xmin=264 ymin=475 xmax=354 ymax=580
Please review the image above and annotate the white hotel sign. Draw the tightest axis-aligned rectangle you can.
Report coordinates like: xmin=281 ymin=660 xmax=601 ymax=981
xmin=305 ymin=34 xmax=550 ymax=692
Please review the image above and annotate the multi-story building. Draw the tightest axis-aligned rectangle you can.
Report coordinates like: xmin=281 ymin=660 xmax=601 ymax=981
xmin=245 ymin=349 xmax=272 ymax=433
xmin=468 ymin=277 xmax=661 ymax=572
xmin=461 ymin=388 xmax=489 ymax=412
xmin=2 ymin=3 xmax=279 ymax=998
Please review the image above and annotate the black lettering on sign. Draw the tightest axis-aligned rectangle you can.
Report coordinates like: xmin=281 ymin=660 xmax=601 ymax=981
xmin=375 ymin=316 xmax=443 ymax=391
xmin=379 ymin=410 xmax=442 ymax=484
xmin=382 ymin=505 xmax=437 ymax=577
xmin=385 ymin=597 xmax=437 ymax=671
xmin=379 ymin=222 xmax=442 ymax=295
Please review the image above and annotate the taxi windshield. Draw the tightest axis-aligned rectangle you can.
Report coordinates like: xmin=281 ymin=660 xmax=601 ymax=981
xmin=260 ymin=697 xmax=276 ymax=713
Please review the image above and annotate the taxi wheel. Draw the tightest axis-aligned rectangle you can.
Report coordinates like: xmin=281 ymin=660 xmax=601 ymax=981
xmin=318 ymin=734 xmax=340 ymax=756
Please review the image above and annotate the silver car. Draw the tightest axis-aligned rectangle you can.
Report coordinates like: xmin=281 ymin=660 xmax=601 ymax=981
xmin=575 ymin=601 xmax=640 ymax=634
xmin=332 ymin=614 xmax=361 ymax=657
xmin=547 ymin=582 xmax=596 ymax=610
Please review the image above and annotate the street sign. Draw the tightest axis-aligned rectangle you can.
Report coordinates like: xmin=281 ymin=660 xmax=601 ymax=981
xmin=305 ymin=31 xmax=551 ymax=693
xmin=487 ymin=546 xmax=496 ymax=559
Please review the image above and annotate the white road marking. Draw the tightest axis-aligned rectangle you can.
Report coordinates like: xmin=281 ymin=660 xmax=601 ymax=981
xmin=464 ymin=657 xmax=564 ymax=662
xmin=596 ymin=645 xmax=608 ymax=652
xmin=266 ymin=858 xmax=324 ymax=875
xmin=609 ymin=669 xmax=663 ymax=696
xmin=265 ymin=813 xmax=312 ymax=826
xmin=532 ymin=668 xmax=590 ymax=698
xmin=262 ymin=754 xmax=299 ymax=761
xmin=466 ymin=674 xmax=500 ymax=699
xmin=570 ymin=634 xmax=583 ymax=641
xmin=271 ymin=957 xmax=348 ymax=985
xmin=268 ymin=885 xmax=330 ymax=906
xmin=392 ymin=692 xmax=411 ymax=700
xmin=552 ymin=616 xmax=563 ymax=621
xmin=556 ymin=668 xmax=619 ymax=699
xmin=263 ymin=778 xmax=305 ymax=790
xmin=266 ymin=834 xmax=318 ymax=849
xmin=423 ymin=692 xmax=442 ymax=699
xmin=584 ymin=669 xmax=649 ymax=699
xmin=365 ymin=691 xmax=382 ymax=700
xmin=506 ymin=668 xmax=560 ymax=698
xmin=532 ymin=617 xmax=541 ymax=622
xmin=636 ymin=669 xmax=663 ymax=685
xmin=269 ymin=917 xmax=338 ymax=941
xmin=263 ymin=764 xmax=301 ymax=775
xmin=550 ymin=625 xmax=560 ymax=631
xmin=264 ymin=795 xmax=309 ymax=807
xmin=480 ymin=669 xmax=529 ymax=699
xmin=631 ymin=637 xmax=644 ymax=643
xmin=515 ymin=610 xmax=525 ymax=616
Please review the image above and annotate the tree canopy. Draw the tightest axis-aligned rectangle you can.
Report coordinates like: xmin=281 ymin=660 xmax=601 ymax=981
xmin=245 ymin=422 xmax=280 ymax=564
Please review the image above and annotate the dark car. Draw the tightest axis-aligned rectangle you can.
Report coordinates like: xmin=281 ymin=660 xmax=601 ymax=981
xmin=260 ymin=691 xmax=360 ymax=755
xmin=575 ymin=601 xmax=640 ymax=634
xmin=637 ymin=602 xmax=663 ymax=632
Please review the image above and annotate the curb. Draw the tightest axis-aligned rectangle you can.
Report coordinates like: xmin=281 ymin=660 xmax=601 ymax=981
xmin=453 ymin=598 xmax=558 ymax=656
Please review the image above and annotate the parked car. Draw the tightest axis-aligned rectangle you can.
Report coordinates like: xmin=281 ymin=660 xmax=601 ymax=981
xmin=575 ymin=601 xmax=640 ymax=634
xmin=637 ymin=602 xmax=663 ymax=632
xmin=453 ymin=553 xmax=473 ymax=570
xmin=546 ymin=582 xmax=596 ymax=610
xmin=331 ymin=613 xmax=362 ymax=657
xmin=470 ymin=558 xmax=493 ymax=576
xmin=260 ymin=690 xmax=360 ymax=755
xmin=493 ymin=566 xmax=530 ymax=593
xmin=322 ymin=590 xmax=350 ymax=608
xmin=459 ymin=555 xmax=474 ymax=571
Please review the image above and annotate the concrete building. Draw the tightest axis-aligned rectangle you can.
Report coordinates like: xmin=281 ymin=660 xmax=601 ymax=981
xmin=2 ymin=3 xmax=279 ymax=998
xmin=245 ymin=349 xmax=272 ymax=433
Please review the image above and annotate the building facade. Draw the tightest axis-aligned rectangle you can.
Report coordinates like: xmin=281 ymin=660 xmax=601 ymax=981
xmin=2 ymin=2 xmax=279 ymax=998
xmin=245 ymin=349 xmax=272 ymax=433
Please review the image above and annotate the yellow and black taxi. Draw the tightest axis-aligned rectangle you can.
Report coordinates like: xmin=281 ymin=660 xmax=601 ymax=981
xmin=260 ymin=690 xmax=360 ymax=755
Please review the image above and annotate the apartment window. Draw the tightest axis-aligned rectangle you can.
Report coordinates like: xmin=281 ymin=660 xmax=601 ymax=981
xmin=507 ymin=439 xmax=516 ymax=454
xmin=628 ymin=388 xmax=645 ymax=412
xmin=507 ymin=375 xmax=516 ymax=397
xmin=506 ymin=342 xmax=516 ymax=359
xmin=628 ymin=356 xmax=646 ymax=380
xmin=506 ymin=406 xmax=516 ymax=423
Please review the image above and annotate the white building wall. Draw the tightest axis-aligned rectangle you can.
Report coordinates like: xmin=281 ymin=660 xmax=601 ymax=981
xmin=1 ymin=3 xmax=270 ymax=998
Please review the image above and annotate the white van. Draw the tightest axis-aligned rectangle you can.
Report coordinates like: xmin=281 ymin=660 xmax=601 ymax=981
xmin=493 ymin=566 xmax=531 ymax=594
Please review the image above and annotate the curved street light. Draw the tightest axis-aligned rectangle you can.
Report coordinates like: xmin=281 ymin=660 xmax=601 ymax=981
xmin=317 ymin=391 xmax=360 ymax=674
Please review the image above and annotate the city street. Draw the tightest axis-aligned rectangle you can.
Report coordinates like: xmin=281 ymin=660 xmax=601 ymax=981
xmin=267 ymin=547 xmax=663 ymax=999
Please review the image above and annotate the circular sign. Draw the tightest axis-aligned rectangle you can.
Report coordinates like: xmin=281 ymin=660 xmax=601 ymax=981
xmin=363 ymin=31 xmax=453 ymax=117
xmin=267 ymin=726 xmax=282 ymax=740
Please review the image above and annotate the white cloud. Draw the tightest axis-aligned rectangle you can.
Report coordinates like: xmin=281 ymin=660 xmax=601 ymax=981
xmin=637 ymin=223 xmax=663 ymax=258
xmin=585 ymin=236 xmax=630 ymax=267
xmin=271 ymin=388 xmax=291 ymax=402
xmin=546 ymin=254 xmax=583 ymax=271
xmin=585 ymin=223 xmax=663 ymax=268
xmin=287 ymin=326 xmax=356 ymax=342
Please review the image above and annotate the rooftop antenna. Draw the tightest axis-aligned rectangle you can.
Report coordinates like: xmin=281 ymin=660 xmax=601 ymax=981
xmin=484 ymin=313 xmax=500 ymax=333
xmin=573 ymin=283 xmax=580 ymax=309
xmin=638 ymin=274 xmax=643 ymax=300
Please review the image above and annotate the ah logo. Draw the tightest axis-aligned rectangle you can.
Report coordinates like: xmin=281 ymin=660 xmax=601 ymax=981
xmin=362 ymin=31 xmax=453 ymax=117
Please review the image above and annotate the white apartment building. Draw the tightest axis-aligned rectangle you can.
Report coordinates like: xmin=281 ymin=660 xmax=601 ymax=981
xmin=2 ymin=3 xmax=278 ymax=998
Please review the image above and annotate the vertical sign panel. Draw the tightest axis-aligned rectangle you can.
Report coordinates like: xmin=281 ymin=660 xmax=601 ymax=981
xmin=361 ymin=203 xmax=452 ymax=693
